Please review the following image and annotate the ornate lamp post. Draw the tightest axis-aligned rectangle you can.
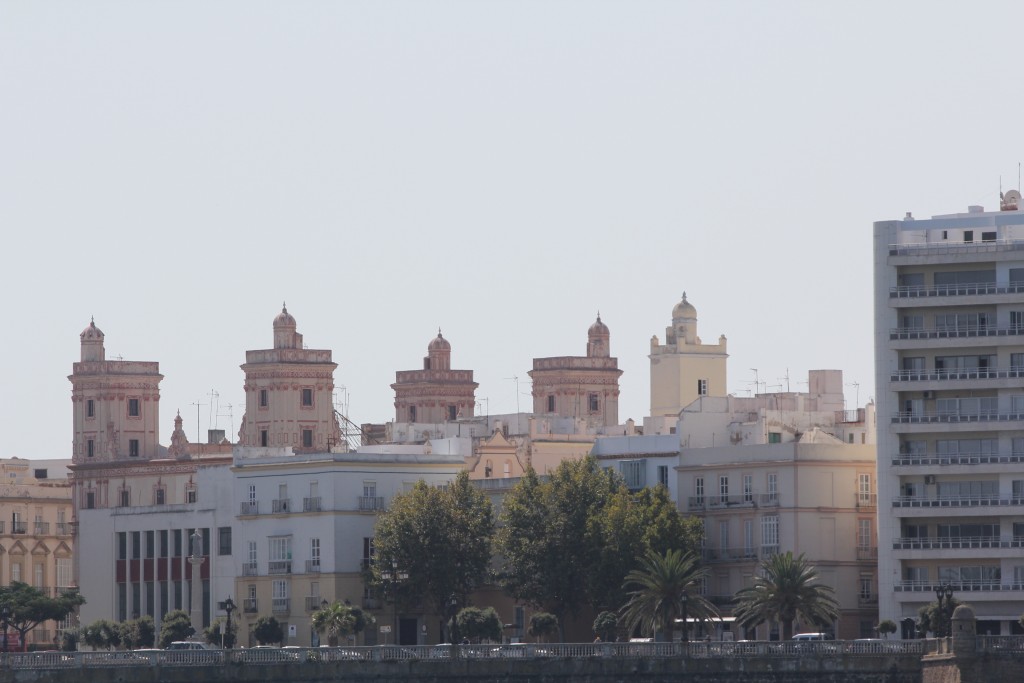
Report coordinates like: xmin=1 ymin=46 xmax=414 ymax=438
xmin=1 ymin=605 xmax=9 ymax=653
xmin=380 ymin=561 xmax=408 ymax=645
xmin=220 ymin=597 xmax=236 ymax=648
xmin=680 ymin=591 xmax=689 ymax=643
xmin=934 ymin=584 xmax=954 ymax=637
xmin=449 ymin=595 xmax=459 ymax=658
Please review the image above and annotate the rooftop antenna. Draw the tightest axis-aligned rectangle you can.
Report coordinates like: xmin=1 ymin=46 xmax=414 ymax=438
xmin=845 ymin=381 xmax=860 ymax=408
xmin=189 ymin=399 xmax=206 ymax=445
xmin=750 ymin=368 xmax=759 ymax=396
xmin=223 ymin=403 xmax=236 ymax=439
xmin=207 ymin=390 xmax=219 ymax=429
xmin=779 ymin=368 xmax=791 ymax=393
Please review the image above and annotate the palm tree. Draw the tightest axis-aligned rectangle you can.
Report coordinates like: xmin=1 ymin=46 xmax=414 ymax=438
xmin=732 ymin=551 xmax=840 ymax=640
xmin=312 ymin=601 xmax=356 ymax=647
xmin=619 ymin=548 xmax=718 ymax=643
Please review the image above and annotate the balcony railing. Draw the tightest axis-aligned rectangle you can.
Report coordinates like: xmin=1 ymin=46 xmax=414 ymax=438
xmin=888 ymin=238 xmax=1024 ymax=257
xmin=243 ymin=598 xmax=258 ymax=613
xmin=305 ymin=559 xmax=320 ymax=574
xmin=272 ymin=499 xmax=292 ymax=514
xmin=892 ymin=535 xmax=1024 ymax=550
xmin=836 ymin=409 xmax=866 ymax=424
xmin=688 ymin=493 xmax=777 ymax=511
xmin=761 ymin=545 xmax=780 ymax=557
xmin=891 ymin=451 xmax=1024 ymax=466
xmin=857 ymin=494 xmax=877 ymax=507
xmin=858 ymin=594 xmax=879 ymax=605
xmin=268 ymin=560 xmax=292 ymax=575
xmin=889 ymin=325 xmax=1024 ymax=340
xmin=359 ymin=496 xmax=385 ymax=512
xmin=11 ymin=522 xmax=27 ymax=534
xmin=895 ymin=579 xmax=1003 ymax=592
xmin=56 ymin=522 xmax=71 ymax=536
xmin=856 ymin=546 xmax=878 ymax=560
xmin=33 ymin=522 xmax=49 ymax=535
xmin=242 ymin=562 xmax=258 ymax=576
xmin=890 ymin=367 xmax=1024 ymax=382
xmin=891 ymin=410 xmax=1024 ymax=424
xmin=272 ymin=598 xmax=290 ymax=613
xmin=707 ymin=495 xmax=756 ymax=509
xmin=889 ymin=282 xmax=1024 ymax=298
xmin=893 ymin=494 xmax=1024 ymax=508
xmin=305 ymin=596 xmax=325 ymax=612
xmin=303 ymin=497 xmax=322 ymax=512
xmin=702 ymin=547 xmax=759 ymax=563
xmin=240 ymin=501 xmax=258 ymax=515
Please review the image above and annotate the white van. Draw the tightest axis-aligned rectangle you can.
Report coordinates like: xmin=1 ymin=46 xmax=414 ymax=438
xmin=791 ymin=633 xmax=831 ymax=641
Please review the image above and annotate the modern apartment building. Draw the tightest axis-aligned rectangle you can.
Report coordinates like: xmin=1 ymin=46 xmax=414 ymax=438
xmin=874 ymin=194 xmax=1024 ymax=636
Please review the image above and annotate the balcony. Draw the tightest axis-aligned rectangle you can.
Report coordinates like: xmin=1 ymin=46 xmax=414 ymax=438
xmin=836 ymin=408 xmax=866 ymax=424
xmin=271 ymin=598 xmax=290 ymax=614
xmin=858 ymin=594 xmax=879 ymax=606
xmin=892 ymin=536 xmax=1017 ymax=550
xmin=305 ymin=596 xmax=326 ymax=612
xmin=856 ymin=546 xmax=878 ymax=561
xmin=33 ymin=522 xmax=50 ymax=535
xmin=359 ymin=496 xmax=385 ymax=512
xmin=891 ymin=410 xmax=1024 ymax=424
xmin=688 ymin=493 xmax=777 ymax=511
xmin=303 ymin=497 xmax=322 ymax=512
xmin=243 ymin=598 xmax=258 ymax=613
xmin=56 ymin=522 xmax=71 ymax=536
xmin=271 ymin=499 xmax=292 ymax=514
xmin=889 ymin=282 xmax=1024 ymax=299
xmin=895 ymin=580 xmax=1003 ymax=592
xmin=11 ymin=522 xmax=27 ymax=534
xmin=890 ymin=367 xmax=1024 ymax=382
xmin=305 ymin=559 xmax=320 ymax=574
xmin=888 ymin=238 xmax=1024 ymax=258
xmin=242 ymin=562 xmax=258 ymax=576
xmin=892 ymin=494 xmax=1024 ymax=508
xmin=362 ymin=597 xmax=381 ymax=610
xmin=761 ymin=545 xmax=780 ymax=557
xmin=702 ymin=547 xmax=759 ymax=563
xmin=889 ymin=325 xmax=1024 ymax=341
xmin=240 ymin=501 xmax=259 ymax=515
xmin=268 ymin=560 xmax=292 ymax=575
xmin=707 ymin=495 xmax=756 ymax=509
xmin=891 ymin=451 xmax=1024 ymax=466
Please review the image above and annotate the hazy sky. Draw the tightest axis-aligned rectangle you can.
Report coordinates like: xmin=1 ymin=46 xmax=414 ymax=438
xmin=4 ymin=1 xmax=1023 ymax=458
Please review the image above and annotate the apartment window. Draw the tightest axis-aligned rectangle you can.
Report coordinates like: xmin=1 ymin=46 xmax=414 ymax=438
xmin=302 ymin=429 xmax=313 ymax=448
xmin=697 ymin=379 xmax=708 ymax=396
xmin=694 ymin=477 xmax=704 ymax=504
xmin=982 ymin=231 xmax=997 ymax=242
xmin=547 ymin=395 xmax=555 ymax=412
xmin=259 ymin=389 xmax=268 ymax=408
xmin=11 ymin=563 xmax=21 ymax=583
xmin=129 ymin=439 xmax=140 ymax=457
xmin=859 ymin=575 xmax=873 ymax=600
xmin=408 ymin=406 xmax=417 ymax=422
xmin=743 ymin=519 xmax=754 ymax=555
xmin=718 ymin=521 xmax=729 ymax=551
xmin=146 ymin=530 xmax=155 ymax=559
xmin=132 ymin=531 xmax=141 ymax=559
xmin=1013 ymin=311 xmax=1024 ymax=332
xmin=657 ymin=465 xmax=669 ymax=488
xmin=964 ymin=230 xmax=974 ymax=243
xmin=119 ymin=489 xmax=130 ymax=507
xmin=272 ymin=578 xmax=288 ymax=602
xmin=902 ymin=356 xmax=925 ymax=372
xmin=86 ymin=399 xmax=95 ymax=418
xmin=260 ymin=430 xmax=269 ymax=447
xmin=619 ymin=460 xmax=645 ymax=490
xmin=857 ymin=519 xmax=872 ymax=549
xmin=185 ymin=485 xmax=197 ymax=504
xmin=155 ymin=488 xmax=165 ymax=505
xmin=249 ymin=485 xmax=257 ymax=503
xmin=128 ymin=398 xmax=140 ymax=417
xmin=448 ymin=405 xmax=457 ymax=421
xmin=768 ymin=432 xmax=782 ymax=444
xmin=87 ymin=439 xmax=94 ymax=458
xmin=742 ymin=474 xmax=753 ymax=503
xmin=160 ymin=530 xmax=168 ymax=558
xmin=247 ymin=540 xmax=257 ymax=565
xmin=719 ymin=475 xmax=729 ymax=497
xmin=218 ymin=527 xmax=232 ymax=556
xmin=269 ymin=536 xmax=291 ymax=563
xmin=588 ymin=393 xmax=600 ymax=412
xmin=310 ymin=538 xmax=320 ymax=568
xmin=86 ymin=491 xmax=95 ymax=509
xmin=858 ymin=473 xmax=872 ymax=503
xmin=57 ymin=557 xmax=72 ymax=589
xmin=901 ymin=314 xmax=924 ymax=330
xmin=301 ymin=388 xmax=313 ymax=407
xmin=762 ymin=515 xmax=779 ymax=548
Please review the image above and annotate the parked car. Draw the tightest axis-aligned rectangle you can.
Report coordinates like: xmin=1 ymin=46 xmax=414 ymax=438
xmin=166 ymin=641 xmax=214 ymax=651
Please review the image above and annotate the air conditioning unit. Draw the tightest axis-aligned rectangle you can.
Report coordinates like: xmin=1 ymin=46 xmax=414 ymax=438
xmin=922 ymin=391 xmax=936 ymax=400
xmin=925 ymin=475 xmax=936 ymax=485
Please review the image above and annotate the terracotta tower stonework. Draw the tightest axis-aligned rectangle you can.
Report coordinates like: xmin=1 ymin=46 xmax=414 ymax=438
xmin=238 ymin=305 xmax=341 ymax=452
xmin=529 ymin=315 xmax=623 ymax=427
xmin=392 ymin=331 xmax=478 ymax=423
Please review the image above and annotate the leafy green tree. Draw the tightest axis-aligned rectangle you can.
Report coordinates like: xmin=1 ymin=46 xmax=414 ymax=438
xmin=528 ymin=612 xmax=558 ymax=643
xmin=592 ymin=611 xmax=618 ymax=642
xmin=204 ymin=616 xmax=238 ymax=648
xmin=82 ymin=619 xmax=121 ymax=650
xmin=0 ymin=583 xmax=85 ymax=650
xmin=454 ymin=606 xmax=502 ymax=643
xmin=373 ymin=471 xmax=494 ymax=641
xmin=347 ymin=605 xmax=374 ymax=641
xmin=733 ymin=551 xmax=840 ymax=640
xmin=157 ymin=610 xmax=195 ymax=648
xmin=619 ymin=548 xmax=717 ymax=642
xmin=118 ymin=616 xmax=154 ymax=649
xmin=252 ymin=616 xmax=283 ymax=645
xmin=877 ymin=619 xmax=898 ymax=639
xmin=312 ymin=602 xmax=356 ymax=647
xmin=60 ymin=627 xmax=80 ymax=652
xmin=919 ymin=597 xmax=962 ymax=637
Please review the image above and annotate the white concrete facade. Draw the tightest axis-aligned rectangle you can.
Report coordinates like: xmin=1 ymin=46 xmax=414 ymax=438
xmin=874 ymin=200 xmax=1024 ymax=636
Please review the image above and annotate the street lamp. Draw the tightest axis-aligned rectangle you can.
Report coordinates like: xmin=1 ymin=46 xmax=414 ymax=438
xmin=449 ymin=595 xmax=459 ymax=658
xmin=680 ymin=591 xmax=689 ymax=643
xmin=221 ymin=597 xmax=236 ymax=649
xmin=934 ymin=584 xmax=954 ymax=637
xmin=380 ymin=560 xmax=408 ymax=645
xmin=1 ymin=605 xmax=9 ymax=653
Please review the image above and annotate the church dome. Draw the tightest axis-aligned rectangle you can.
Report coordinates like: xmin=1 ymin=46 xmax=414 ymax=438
xmin=588 ymin=314 xmax=610 ymax=336
xmin=672 ymin=292 xmax=697 ymax=320
xmin=80 ymin=318 xmax=104 ymax=340
xmin=428 ymin=330 xmax=451 ymax=352
xmin=273 ymin=303 xmax=296 ymax=328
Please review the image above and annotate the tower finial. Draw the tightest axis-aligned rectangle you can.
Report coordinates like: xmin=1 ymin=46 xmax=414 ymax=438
xmin=438 ymin=327 xmax=442 ymax=337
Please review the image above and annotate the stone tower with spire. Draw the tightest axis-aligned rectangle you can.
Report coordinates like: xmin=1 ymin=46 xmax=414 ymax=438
xmin=237 ymin=304 xmax=342 ymax=452
xmin=649 ymin=292 xmax=728 ymax=417
xmin=529 ymin=314 xmax=623 ymax=428
xmin=392 ymin=330 xmax=478 ymax=424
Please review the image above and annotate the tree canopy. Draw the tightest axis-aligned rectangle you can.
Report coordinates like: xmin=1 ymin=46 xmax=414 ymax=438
xmin=0 ymin=583 xmax=84 ymax=650
xmin=157 ymin=610 xmax=195 ymax=648
xmin=732 ymin=551 xmax=840 ymax=640
xmin=252 ymin=615 xmax=283 ymax=645
xmin=312 ymin=602 xmax=359 ymax=646
xmin=454 ymin=606 xmax=502 ymax=643
xmin=82 ymin=619 xmax=121 ymax=651
xmin=372 ymin=470 xmax=494 ymax=636
xmin=619 ymin=548 xmax=718 ymax=642
xmin=204 ymin=616 xmax=238 ymax=648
